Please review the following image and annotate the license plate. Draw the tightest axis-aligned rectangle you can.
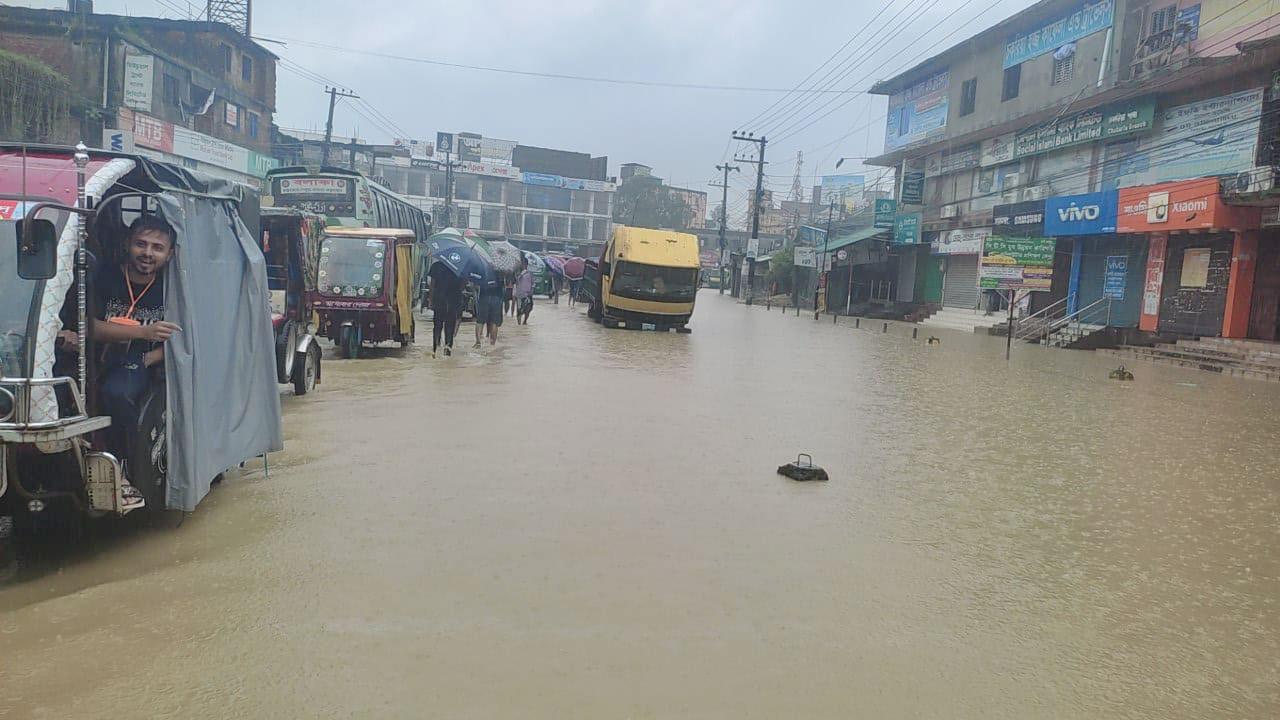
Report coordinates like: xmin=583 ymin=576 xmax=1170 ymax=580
xmin=641 ymin=323 xmax=657 ymax=331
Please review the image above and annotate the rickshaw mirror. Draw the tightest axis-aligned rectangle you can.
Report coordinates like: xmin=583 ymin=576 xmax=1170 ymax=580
xmin=7 ymin=218 xmax=59 ymax=280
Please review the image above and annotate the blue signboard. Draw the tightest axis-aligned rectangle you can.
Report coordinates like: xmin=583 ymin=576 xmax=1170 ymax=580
xmin=1044 ymin=190 xmax=1118 ymax=236
xmin=1104 ymin=255 xmax=1128 ymax=300
xmin=1003 ymin=0 xmax=1114 ymax=68
xmin=522 ymin=172 xmax=561 ymax=187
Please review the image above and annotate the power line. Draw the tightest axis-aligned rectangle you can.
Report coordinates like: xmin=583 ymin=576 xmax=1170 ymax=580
xmin=266 ymin=36 xmax=865 ymax=94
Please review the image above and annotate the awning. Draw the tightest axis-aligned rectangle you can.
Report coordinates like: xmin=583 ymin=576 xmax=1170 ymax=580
xmin=819 ymin=225 xmax=890 ymax=254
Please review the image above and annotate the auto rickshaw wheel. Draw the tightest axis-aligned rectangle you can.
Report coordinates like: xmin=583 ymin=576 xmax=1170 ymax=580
xmin=293 ymin=344 xmax=319 ymax=395
xmin=129 ymin=380 xmax=168 ymax=509
xmin=276 ymin=321 xmax=297 ymax=384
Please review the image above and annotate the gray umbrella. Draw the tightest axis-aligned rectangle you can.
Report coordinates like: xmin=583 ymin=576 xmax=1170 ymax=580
xmin=486 ymin=240 xmax=524 ymax=276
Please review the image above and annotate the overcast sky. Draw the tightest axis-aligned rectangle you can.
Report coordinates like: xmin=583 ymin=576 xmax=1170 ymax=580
xmin=25 ymin=0 xmax=1035 ymax=222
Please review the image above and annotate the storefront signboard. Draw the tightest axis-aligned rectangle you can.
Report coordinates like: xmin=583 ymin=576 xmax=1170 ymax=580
xmin=1004 ymin=0 xmax=1114 ymax=68
xmin=980 ymin=235 xmax=1055 ymax=290
xmin=1013 ymin=98 xmax=1154 ymax=159
xmin=874 ymin=198 xmax=897 ymax=228
xmin=1044 ymin=190 xmax=1117 ymax=235
xmin=1116 ymin=178 xmax=1257 ymax=232
xmin=992 ymin=199 xmax=1046 ymax=236
xmin=894 ymin=213 xmax=921 ymax=244
xmin=1104 ymin=255 xmax=1128 ymax=299
xmin=934 ymin=227 xmax=988 ymax=255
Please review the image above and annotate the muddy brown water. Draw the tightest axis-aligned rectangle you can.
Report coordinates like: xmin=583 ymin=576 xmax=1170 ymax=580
xmin=2 ymin=292 xmax=1278 ymax=718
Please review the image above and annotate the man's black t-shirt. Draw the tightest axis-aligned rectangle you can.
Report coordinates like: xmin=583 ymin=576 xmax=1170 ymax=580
xmin=95 ymin=265 xmax=166 ymax=357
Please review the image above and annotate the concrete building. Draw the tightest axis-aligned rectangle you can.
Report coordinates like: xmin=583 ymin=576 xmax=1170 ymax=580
xmin=867 ymin=0 xmax=1280 ymax=343
xmin=668 ymin=185 xmax=709 ymax=229
xmin=0 ymin=2 xmax=279 ymax=188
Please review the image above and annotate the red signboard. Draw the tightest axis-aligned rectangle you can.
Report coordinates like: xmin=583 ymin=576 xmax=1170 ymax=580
xmin=0 ymin=200 xmax=17 ymax=220
xmin=1117 ymin=178 xmax=1258 ymax=232
xmin=1139 ymin=232 xmax=1167 ymax=332
xmin=117 ymin=106 xmax=173 ymax=153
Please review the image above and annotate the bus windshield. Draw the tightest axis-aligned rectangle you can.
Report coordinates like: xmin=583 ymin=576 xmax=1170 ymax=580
xmin=317 ymin=236 xmax=386 ymax=299
xmin=611 ymin=261 xmax=699 ymax=303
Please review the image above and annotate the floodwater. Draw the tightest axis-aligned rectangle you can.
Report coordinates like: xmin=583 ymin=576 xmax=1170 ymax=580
xmin=2 ymin=291 xmax=1279 ymax=719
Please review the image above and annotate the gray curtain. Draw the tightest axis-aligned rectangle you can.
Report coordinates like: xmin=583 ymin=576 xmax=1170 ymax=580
xmin=159 ymin=192 xmax=283 ymax=511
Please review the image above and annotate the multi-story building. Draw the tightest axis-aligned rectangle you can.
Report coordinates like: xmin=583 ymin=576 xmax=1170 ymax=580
xmin=667 ymin=186 xmax=708 ymax=229
xmin=0 ymin=2 xmax=279 ymax=188
xmin=867 ymin=0 xmax=1280 ymax=343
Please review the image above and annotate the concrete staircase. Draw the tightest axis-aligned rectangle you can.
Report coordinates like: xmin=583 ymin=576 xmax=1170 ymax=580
xmin=1041 ymin=322 xmax=1107 ymax=349
xmin=1100 ymin=337 xmax=1280 ymax=382
xmin=920 ymin=308 xmax=1007 ymax=334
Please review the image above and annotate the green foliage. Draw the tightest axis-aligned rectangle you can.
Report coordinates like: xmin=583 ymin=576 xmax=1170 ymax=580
xmin=766 ymin=244 xmax=796 ymax=295
xmin=0 ymin=49 xmax=75 ymax=142
xmin=612 ymin=176 xmax=690 ymax=230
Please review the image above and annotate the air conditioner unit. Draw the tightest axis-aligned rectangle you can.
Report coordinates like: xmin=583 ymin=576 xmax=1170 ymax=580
xmin=1020 ymin=186 xmax=1046 ymax=202
xmin=1235 ymin=167 xmax=1276 ymax=193
xmin=1000 ymin=191 xmax=1020 ymax=205
xmin=940 ymin=204 xmax=959 ymax=219
xmin=1002 ymin=172 xmax=1021 ymax=189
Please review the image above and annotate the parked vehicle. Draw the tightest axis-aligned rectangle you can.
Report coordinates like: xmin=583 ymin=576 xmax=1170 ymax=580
xmin=259 ymin=207 xmax=323 ymax=394
xmin=266 ymin=166 xmax=431 ymax=239
xmin=314 ymin=227 xmax=419 ymax=357
xmin=586 ymin=226 xmax=700 ymax=332
xmin=0 ymin=143 xmax=283 ymax=565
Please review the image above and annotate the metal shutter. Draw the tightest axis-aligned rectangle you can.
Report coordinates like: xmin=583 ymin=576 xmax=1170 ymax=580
xmin=942 ymin=254 xmax=981 ymax=309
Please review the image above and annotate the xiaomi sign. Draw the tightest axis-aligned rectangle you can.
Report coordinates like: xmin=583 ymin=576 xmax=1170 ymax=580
xmin=1117 ymin=178 xmax=1256 ymax=232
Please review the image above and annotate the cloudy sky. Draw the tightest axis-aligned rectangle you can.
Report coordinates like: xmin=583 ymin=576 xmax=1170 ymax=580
xmin=24 ymin=0 xmax=1034 ymax=222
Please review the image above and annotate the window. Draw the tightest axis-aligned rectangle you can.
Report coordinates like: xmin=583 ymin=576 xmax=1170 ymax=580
xmin=506 ymin=181 xmax=524 ymax=206
xmin=571 ymin=191 xmax=591 ymax=213
xmin=220 ymin=44 xmax=233 ymax=73
xmin=190 ymin=83 xmax=211 ymax=106
xmin=593 ymin=191 xmax=611 ymax=215
xmin=454 ymin=176 xmax=478 ymax=201
xmin=407 ymin=170 xmax=426 ymax=197
xmin=546 ymin=187 xmax=572 ymax=212
xmin=162 ymin=74 xmax=180 ymax=108
xmin=1052 ymin=53 xmax=1074 ymax=85
xmin=430 ymin=172 xmax=447 ymax=198
xmin=454 ymin=206 xmax=470 ymax=229
xmin=526 ymin=186 xmax=551 ymax=209
xmin=481 ymin=207 xmax=502 ymax=231
xmin=524 ymin=213 xmax=544 ymax=236
xmin=960 ymin=78 xmax=977 ymax=116
xmin=571 ymin=218 xmax=589 ymax=239
xmin=591 ymin=218 xmax=609 ymax=241
xmin=1001 ymin=64 xmax=1021 ymax=102
xmin=247 ymin=112 xmax=259 ymax=139
xmin=1150 ymin=5 xmax=1177 ymax=35
xmin=242 ymin=56 xmax=253 ymax=84
xmin=481 ymin=179 xmax=503 ymax=203
xmin=548 ymin=215 xmax=569 ymax=238
xmin=507 ymin=210 xmax=522 ymax=234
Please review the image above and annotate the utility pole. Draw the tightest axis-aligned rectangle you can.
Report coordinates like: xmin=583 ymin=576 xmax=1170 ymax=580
xmin=348 ymin=137 xmax=358 ymax=171
xmin=816 ymin=199 xmax=834 ymax=320
xmin=732 ymin=131 xmax=766 ymax=305
xmin=711 ymin=163 xmax=739 ymax=295
xmin=320 ymin=87 xmax=358 ymax=166
xmin=442 ymin=150 xmax=457 ymax=228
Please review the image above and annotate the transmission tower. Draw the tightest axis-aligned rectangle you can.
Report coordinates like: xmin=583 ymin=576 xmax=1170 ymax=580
xmin=788 ymin=150 xmax=805 ymax=204
xmin=207 ymin=0 xmax=251 ymax=36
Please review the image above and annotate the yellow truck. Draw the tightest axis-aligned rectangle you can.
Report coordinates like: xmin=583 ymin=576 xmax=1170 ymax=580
xmin=586 ymin=226 xmax=700 ymax=332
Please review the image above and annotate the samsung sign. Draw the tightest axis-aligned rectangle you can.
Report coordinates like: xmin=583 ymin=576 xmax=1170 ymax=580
xmin=1044 ymin=190 xmax=1118 ymax=236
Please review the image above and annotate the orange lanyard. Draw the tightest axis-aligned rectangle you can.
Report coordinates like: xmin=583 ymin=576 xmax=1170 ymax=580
xmin=121 ymin=265 xmax=156 ymax=320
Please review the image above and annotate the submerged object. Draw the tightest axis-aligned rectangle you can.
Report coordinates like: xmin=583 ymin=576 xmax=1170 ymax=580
xmin=1109 ymin=365 xmax=1135 ymax=381
xmin=927 ymin=336 xmax=941 ymax=345
xmin=778 ymin=454 xmax=829 ymax=482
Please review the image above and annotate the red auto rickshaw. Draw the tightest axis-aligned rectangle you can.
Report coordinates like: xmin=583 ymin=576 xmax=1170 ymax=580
xmin=313 ymin=227 xmax=419 ymax=358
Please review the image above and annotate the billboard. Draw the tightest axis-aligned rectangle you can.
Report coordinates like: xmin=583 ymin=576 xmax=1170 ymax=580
xmin=1003 ymin=0 xmax=1114 ymax=68
xmin=980 ymin=236 xmax=1056 ymax=291
xmin=885 ymin=71 xmax=949 ymax=152
xmin=819 ymin=174 xmax=865 ymax=212
xmin=1044 ymin=190 xmax=1118 ymax=235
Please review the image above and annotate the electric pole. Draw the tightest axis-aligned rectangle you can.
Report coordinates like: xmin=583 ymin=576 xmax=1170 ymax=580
xmin=732 ymin=131 xmax=766 ymax=305
xmin=442 ymin=150 xmax=458 ymax=228
xmin=711 ymin=163 xmax=739 ymax=295
xmin=320 ymin=87 xmax=358 ymax=166
xmin=816 ymin=199 xmax=834 ymax=320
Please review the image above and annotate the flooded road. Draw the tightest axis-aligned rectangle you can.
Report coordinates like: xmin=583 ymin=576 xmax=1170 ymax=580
xmin=3 ymin=291 xmax=1279 ymax=718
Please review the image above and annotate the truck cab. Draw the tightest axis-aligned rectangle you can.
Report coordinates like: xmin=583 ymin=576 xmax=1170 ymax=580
xmin=589 ymin=226 xmax=700 ymax=332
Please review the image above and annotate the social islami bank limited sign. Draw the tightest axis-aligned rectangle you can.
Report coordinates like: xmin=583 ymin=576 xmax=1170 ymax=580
xmin=1044 ymin=190 xmax=1118 ymax=236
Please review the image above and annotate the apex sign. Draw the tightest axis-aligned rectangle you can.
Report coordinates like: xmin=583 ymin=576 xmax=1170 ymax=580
xmin=1044 ymin=190 xmax=1117 ymax=236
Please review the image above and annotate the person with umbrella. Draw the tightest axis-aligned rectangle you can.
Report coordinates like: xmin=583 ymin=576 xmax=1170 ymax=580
xmin=514 ymin=254 xmax=535 ymax=325
xmin=562 ymin=256 xmax=586 ymax=307
xmin=427 ymin=260 xmax=463 ymax=357
xmin=472 ymin=261 xmax=505 ymax=347
xmin=426 ymin=231 xmax=488 ymax=353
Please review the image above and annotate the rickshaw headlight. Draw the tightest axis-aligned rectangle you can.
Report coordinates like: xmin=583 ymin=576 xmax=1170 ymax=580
xmin=0 ymin=386 xmax=14 ymax=423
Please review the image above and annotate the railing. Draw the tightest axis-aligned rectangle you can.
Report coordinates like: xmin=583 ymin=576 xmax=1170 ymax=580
xmin=1013 ymin=293 xmax=1074 ymax=344
xmin=1043 ymin=297 xmax=1112 ymax=347
xmin=0 ymin=376 xmax=90 ymax=430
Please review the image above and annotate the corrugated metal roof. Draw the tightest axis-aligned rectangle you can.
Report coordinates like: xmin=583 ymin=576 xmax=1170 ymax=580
xmin=820 ymin=225 xmax=889 ymax=253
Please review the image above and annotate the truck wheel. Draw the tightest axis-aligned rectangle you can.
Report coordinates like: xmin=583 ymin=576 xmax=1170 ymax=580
xmin=292 ymin=344 xmax=319 ymax=395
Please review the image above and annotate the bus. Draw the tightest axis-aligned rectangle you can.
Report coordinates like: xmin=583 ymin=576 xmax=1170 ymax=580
xmin=266 ymin=166 xmax=432 ymax=240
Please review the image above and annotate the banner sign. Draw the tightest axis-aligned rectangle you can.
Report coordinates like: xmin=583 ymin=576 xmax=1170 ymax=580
xmin=118 ymin=107 xmax=278 ymax=178
xmin=934 ymin=227 xmax=988 ymax=255
xmin=1104 ymin=255 xmax=1128 ymax=299
xmin=794 ymin=246 xmax=817 ymax=268
xmin=992 ymin=199 xmax=1046 ymax=236
xmin=820 ymin=174 xmax=865 ymax=213
xmin=123 ymin=53 xmax=155 ymax=111
xmin=1004 ymin=0 xmax=1114 ymax=68
xmin=436 ymin=132 xmax=455 ymax=154
xmin=980 ymin=133 xmax=1016 ymax=167
xmin=901 ymin=170 xmax=925 ymax=205
xmin=1044 ymin=190 xmax=1117 ymax=235
xmin=926 ymin=143 xmax=981 ymax=176
xmin=980 ymin=236 xmax=1056 ymax=291
xmin=874 ymin=198 xmax=898 ymax=228
xmin=885 ymin=71 xmax=950 ymax=151
xmin=1105 ymin=88 xmax=1264 ymax=188
xmin=893 ymin=213 xmax=921 ymax=245
xmin=1013 ymin=98 xmax=1155 ymax=159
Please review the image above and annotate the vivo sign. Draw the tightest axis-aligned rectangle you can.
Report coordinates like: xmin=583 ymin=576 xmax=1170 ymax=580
xmin=1044 ymin=190 xmax=1118 ymax=236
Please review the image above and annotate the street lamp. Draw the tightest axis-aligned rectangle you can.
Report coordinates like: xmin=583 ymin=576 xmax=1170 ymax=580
xmin=833 ymin=156 xmax=870 ymax=168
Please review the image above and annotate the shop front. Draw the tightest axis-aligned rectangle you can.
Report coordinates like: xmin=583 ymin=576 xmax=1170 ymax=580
xmin=1044 ymin=190 xmax=1147 ymax=327
xmin=1118 ymin=178 xmax=1261 ymax=338
xmin=932 ymin=227 xmax=985 ymax=309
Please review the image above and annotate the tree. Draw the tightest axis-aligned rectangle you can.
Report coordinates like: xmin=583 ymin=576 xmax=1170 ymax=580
xmin=612 ymin=176 xmax=690 ymax=230
xmin=766 ymin=244 xmax=795 ymax=295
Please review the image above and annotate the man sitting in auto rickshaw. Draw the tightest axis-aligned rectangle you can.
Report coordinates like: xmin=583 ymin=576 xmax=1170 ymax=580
xmin=90 ymin=215 xmax=182 ymax=509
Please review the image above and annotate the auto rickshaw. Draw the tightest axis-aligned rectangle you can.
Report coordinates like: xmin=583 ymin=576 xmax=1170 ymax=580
xmin=259 ymin=207 xmax=323 ymax=394
xmin=0 ymin=143 xmax=283 ymax=571
xmin=314 ymin=227 xmax=419 ymax=358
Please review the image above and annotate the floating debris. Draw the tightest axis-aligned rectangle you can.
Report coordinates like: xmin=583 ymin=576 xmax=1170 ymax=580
xmin=778 ymin=454 xmax=828 ymax=482
xmin=926 ymin=336 xmax=941 ymax=345
xmin=1109 ymin=365 xmax=1135 ymax=381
